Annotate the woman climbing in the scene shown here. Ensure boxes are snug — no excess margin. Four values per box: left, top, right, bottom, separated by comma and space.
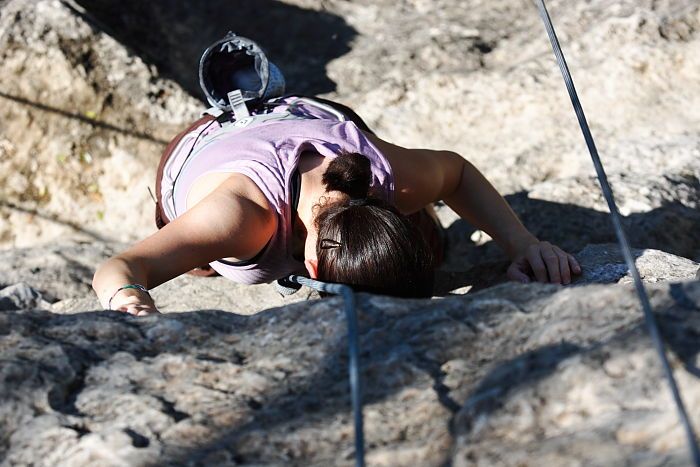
92, 34, 581, 315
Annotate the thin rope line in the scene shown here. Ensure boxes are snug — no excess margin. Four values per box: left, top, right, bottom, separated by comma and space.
533, 1, 700, 464
286, 275, 365, 467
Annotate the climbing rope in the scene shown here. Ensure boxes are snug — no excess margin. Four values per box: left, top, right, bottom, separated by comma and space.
285, 275, 365, 467
533, 1, 700, 464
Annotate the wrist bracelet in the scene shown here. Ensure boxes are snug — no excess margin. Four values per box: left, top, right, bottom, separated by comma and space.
108, 284, 150, 311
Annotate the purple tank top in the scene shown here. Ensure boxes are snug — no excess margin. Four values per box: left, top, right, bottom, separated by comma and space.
173, 106, 394, 284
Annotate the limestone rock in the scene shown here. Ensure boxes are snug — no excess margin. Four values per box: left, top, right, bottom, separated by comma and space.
2, 0, 700, 252
437, 170, 700, 271
0, 0, 201, 248
437, 244, 699, 295
450, 283, 700, 466
0, 241, 115, 302
575, 244, 700, 285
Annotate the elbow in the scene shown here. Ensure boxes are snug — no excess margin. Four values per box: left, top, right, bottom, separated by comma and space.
92, 256, 115, 296
92, 254, 145, 292
442, 151, 467, 199
92, 259, 108, 293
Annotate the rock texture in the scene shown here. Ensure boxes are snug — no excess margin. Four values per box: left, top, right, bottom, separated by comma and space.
1, 271, 699, 466
1, 0, 699, 257
0, 0, 200, 246
2, 0, 700, 465
0, 242, 315, 315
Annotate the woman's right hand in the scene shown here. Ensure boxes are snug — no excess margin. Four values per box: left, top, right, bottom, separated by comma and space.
109, 288, 160, 316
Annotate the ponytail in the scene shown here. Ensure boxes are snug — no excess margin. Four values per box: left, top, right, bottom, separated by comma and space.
314, 151, 436, 298
322, 152, 372, 199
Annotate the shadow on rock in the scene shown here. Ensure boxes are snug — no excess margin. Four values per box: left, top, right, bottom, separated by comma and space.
69, 0, 357, 97
168, 299, 455, 464
0, 303, 394, 465
662, 282, 700, 379
450, 282, 700, 443
453, 342, 582, 433
4, 281, 700, 464
0, 90, 169, 144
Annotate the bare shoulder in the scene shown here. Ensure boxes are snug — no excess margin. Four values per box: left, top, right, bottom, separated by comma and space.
362, 132, 464, 213
116, 174, 277, 286
177, 172, 276, 259
187, 172, 268, 211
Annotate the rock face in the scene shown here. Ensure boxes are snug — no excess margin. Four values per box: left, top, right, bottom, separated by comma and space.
0, 244, 699, 465
0, 0, 201, 247
2, 0, 700, 465
0, 242, 315, 315
1, 269, 699, 466
1, 0, 699, 258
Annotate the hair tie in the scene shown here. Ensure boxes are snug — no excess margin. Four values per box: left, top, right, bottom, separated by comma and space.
347, 198, 368, 207
320, 238, 342, 250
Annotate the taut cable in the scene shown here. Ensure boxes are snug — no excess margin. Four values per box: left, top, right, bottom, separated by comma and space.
533, 1, 700, 464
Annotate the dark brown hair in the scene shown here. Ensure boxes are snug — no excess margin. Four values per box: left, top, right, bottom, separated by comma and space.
315, 153, 435, 298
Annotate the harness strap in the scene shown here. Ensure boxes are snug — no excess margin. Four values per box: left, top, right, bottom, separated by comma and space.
534, 1, 700, 464
154, 114, 217, 228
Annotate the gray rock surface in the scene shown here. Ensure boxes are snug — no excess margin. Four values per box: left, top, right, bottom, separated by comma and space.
0, 242, 315, 315
575, 244, 700, 285
3, 240, 695, 310
0, 243, 698, 466
0, 282, 51, 311
2, 0, 700, 465
437, 243, 700, 295
1, 277, 699, 466
0, 0, 201, 247
1, 0, 699, 257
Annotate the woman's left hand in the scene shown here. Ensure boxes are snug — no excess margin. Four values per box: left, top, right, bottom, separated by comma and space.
507, 241, 581, 285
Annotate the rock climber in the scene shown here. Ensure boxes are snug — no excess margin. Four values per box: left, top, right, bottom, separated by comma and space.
92, 34, 580, 315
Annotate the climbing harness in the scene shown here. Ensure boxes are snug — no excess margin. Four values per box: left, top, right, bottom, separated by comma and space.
534, 1, 700, 464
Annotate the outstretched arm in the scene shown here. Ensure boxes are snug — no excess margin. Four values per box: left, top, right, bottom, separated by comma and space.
440, 155, 580, 284
92, 174, 276, 314
367, 134, 580, 284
